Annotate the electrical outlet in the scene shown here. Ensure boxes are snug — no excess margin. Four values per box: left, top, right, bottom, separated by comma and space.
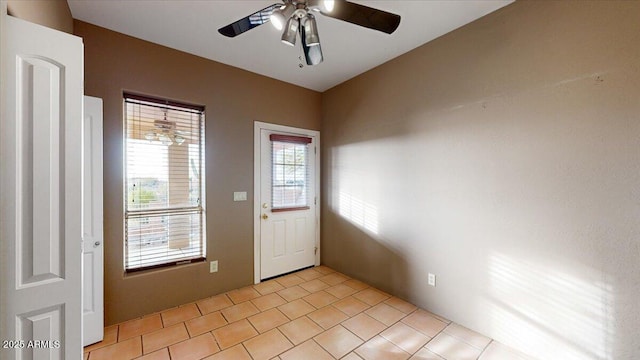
210, 260, 218, 273
428, 273, 436, 287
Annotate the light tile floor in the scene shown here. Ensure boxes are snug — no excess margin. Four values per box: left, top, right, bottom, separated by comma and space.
84, 266, 535, 360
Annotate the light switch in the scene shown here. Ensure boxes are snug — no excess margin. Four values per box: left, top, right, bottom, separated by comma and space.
233, 191, 247, 201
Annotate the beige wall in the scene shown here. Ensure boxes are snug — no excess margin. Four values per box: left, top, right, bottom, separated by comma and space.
7, 0, 72, 33
74, 20, 321, 325
321, 1, 640, 359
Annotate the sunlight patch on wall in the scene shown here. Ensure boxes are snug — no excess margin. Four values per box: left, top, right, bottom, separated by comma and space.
338, 191, 379, 235
329, 143, 385, 237
487, 252, 614, 360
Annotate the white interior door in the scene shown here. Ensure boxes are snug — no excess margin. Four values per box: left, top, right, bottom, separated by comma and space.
82, 96, 104, 346
0, 14, 84, 359
255, 123, 320, 281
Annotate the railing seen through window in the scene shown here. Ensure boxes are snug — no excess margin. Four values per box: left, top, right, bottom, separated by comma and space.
124, 93, 205, 271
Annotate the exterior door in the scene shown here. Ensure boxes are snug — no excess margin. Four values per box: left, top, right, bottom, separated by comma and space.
82, 96, 104, 346
256, 123, 320, 280
0, 14, 84, 360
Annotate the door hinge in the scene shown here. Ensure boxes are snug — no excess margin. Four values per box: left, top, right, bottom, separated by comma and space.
314, 197, 317, 205
314, 246, 318, 255
314, 146, 317, 154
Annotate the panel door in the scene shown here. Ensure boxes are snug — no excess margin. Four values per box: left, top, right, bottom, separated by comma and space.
0, 15, 84, 360
260, 129, 317, 279
82, 96, 104, 346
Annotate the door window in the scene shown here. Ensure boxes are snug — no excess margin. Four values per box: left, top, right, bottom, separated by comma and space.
270, 134, 312, 212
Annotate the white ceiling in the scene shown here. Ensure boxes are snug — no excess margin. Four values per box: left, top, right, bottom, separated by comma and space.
68, 1, 512, 92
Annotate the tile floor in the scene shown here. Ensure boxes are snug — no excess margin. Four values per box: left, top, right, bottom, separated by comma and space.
84, 266, 535, 360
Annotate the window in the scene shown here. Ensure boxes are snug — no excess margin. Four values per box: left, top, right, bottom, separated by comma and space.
124, 93, 205, 271
270, 134, 311, 211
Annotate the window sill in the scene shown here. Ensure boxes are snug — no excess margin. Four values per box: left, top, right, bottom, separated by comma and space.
123, 257, 206, 278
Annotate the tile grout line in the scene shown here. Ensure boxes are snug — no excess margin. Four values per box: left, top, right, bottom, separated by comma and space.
138, 335, 144, 359
478, 339, 497, 360
310, 337, 334, 359
440, 322, 493, 358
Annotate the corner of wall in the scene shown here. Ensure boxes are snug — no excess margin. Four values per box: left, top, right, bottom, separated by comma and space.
7, 0, 73, 34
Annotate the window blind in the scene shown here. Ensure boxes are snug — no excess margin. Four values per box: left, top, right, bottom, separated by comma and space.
270, 134, 311, 211
124, 93, 205, 271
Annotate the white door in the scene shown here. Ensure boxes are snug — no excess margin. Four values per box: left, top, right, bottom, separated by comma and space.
82, 96, 104, 346
0, 14, 84, 360
255, 122, 320, 281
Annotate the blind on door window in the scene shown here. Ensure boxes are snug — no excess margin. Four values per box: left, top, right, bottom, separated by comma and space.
270, 134, 311, 211
124, 93, 206, 271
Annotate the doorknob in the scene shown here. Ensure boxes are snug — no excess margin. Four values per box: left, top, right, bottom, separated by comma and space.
261, 214, 268, 220
94, 241, 101, 247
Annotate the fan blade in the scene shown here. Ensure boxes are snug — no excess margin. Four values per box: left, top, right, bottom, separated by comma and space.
301, 15, 323, 65
301, 22, 323, 65
303, 41, 323, 66
298, 20, 324, 65
218, 3, 282, 37
321, 1, 400, 34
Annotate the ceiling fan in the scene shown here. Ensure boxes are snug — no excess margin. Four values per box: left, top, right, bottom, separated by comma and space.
218, 0, 401, 66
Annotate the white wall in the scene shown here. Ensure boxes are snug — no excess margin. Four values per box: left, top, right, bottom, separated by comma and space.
321, 2, 640, 359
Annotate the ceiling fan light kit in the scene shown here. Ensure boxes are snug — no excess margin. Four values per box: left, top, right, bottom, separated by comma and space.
219, 0, 401, 66
270, 3, 295, 31
281, 16, 300, 46
303, 14, 320, 46
144, 119, 186, 146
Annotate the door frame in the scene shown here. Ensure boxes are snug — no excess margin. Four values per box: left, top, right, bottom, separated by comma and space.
1, 13, 84, 358
253, 121, 320, 284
